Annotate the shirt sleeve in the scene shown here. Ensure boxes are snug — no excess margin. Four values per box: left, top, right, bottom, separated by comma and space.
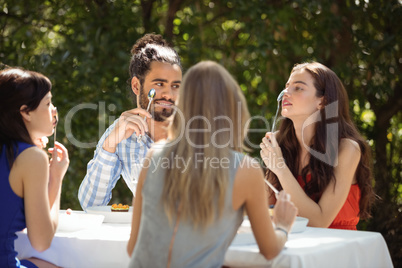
78, 120, 122, 210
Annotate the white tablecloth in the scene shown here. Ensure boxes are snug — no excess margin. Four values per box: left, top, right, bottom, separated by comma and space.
15, 216, 393, 268
227, 226, 393, 268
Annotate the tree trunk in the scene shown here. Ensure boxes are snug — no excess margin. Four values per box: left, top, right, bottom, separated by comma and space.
141, 0, 156, 33
165, 0, 185, 41
369, 95, 402, 267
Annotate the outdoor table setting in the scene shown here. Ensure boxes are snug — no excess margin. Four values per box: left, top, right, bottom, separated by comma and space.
15, 208, 393, 268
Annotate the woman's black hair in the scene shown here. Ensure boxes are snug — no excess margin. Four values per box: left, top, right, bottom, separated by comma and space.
0, 67, 51, 168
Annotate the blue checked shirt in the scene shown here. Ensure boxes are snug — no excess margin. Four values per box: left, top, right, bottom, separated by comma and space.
78, 119, 153, 210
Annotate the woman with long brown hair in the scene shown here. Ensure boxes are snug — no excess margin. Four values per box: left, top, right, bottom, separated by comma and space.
260, 62, 375, 230
127, 61, 297, 267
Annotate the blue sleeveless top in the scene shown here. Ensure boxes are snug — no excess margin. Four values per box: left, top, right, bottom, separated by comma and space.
0, 141, 34, 267
129, 146, 245, 268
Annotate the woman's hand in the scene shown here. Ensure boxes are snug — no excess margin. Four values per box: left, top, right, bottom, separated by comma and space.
260, 132, 286, 175
273, 191, 298, 232
48, 141, 69, 182
34, 136, 49, 148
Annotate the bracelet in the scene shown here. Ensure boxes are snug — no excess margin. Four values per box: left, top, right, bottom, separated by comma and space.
275, 227, 288, 239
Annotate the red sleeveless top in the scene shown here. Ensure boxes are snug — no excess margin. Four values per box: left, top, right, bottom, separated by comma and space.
297, 174, 361, 230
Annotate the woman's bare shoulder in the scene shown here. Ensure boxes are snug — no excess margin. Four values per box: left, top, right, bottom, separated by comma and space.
337, 138, 361, 168
237, 155, 264, 182
15, 146, 48, 167
340, 138, 361, 154
233, 155, 265, 208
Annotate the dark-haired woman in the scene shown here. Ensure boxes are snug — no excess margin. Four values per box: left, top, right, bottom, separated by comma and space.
260, 62, 375, 230
0, 68, 69, 267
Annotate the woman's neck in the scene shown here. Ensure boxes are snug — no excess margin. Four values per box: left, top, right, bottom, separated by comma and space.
292, 119, 315, 152
28, 130, 45, 148
292, 120, 314, 174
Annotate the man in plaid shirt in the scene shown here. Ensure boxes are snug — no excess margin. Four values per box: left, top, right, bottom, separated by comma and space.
78, 34, 182, 210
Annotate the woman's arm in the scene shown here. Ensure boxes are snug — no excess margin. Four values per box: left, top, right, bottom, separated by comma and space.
127, 149, 153, 257
261, 133, 361, 227
306, 138, 361, 226
233, 156, 297, 260
17, 147, 57, 252
15, 143, 69, 252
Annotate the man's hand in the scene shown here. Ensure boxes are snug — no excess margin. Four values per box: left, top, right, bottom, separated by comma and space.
102, 108, 152, 153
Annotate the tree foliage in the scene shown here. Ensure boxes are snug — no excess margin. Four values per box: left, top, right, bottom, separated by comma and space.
1, 0, 401, 265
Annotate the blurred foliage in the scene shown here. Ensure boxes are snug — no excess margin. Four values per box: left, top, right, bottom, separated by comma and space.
1, 0, 401, 265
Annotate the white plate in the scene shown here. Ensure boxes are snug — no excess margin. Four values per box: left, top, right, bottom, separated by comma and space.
57, 211, 104, 232
86, 206, 133, 223
241, 216, 309, 234
233, 216, 309, 246
290, 216, 309, 233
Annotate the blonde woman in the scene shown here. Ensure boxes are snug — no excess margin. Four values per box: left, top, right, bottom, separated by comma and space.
127, 61, 297, 267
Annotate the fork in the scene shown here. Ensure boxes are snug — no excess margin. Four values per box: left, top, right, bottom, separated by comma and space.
264, 180, 279, 194
53, 107, 58, 148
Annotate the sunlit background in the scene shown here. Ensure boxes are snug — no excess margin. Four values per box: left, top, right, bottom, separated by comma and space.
1, 0, 401, 266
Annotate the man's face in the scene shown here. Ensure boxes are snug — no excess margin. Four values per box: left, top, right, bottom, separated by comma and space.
138, 61, 182, 122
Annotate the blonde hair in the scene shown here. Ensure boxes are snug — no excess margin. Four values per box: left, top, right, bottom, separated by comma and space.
162, 61, 250, 228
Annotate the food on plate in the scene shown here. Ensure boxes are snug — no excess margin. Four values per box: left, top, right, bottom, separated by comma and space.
269, 208, 274, 217
269, 205, 274, 217
111, 204, 129, 212
66, 208, 72, 215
